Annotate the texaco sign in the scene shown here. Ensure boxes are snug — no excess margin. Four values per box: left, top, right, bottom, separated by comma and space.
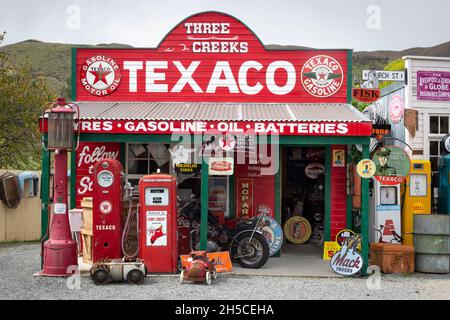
80, 56, 121, 96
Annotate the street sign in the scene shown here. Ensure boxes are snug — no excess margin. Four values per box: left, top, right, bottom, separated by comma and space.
362, 70, 405, 82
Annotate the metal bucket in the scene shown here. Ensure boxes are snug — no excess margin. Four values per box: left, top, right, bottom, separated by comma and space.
413, 214, 450, 273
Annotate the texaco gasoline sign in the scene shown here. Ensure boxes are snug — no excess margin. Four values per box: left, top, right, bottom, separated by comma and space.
80, 56, 122, 96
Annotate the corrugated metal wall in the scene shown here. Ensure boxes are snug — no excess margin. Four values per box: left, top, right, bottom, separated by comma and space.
0, 170, 41, 242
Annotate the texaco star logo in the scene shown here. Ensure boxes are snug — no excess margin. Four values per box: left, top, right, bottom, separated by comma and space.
219, 135, 236, 151
80, 56, 121, 96
301, 55, 344, 98
99, 200, 112, 215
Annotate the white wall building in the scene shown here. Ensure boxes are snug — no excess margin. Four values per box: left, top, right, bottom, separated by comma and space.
403, 56, 450, 209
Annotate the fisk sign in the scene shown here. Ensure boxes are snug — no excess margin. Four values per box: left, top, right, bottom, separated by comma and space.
75, 12, 350, 103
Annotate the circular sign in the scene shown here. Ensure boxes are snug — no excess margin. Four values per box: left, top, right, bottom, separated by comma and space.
256, 211, 283, 256
97, 170, 114, 188
372, 146, 411, 185
99, 200, 112, 214
301, 55, 344, 98
442, 134, 450, 154
330, 246, 363, 276
356, 159, 376, 179
305, 163, 325, 179
283, 216, 312, 244
80, 56, 121, 96
389, 94, 404, 124
219, 135, 236, 151
335, 229, 356, 247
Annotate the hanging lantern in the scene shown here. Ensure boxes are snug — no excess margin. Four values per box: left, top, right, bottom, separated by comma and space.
46, 98, 77, 150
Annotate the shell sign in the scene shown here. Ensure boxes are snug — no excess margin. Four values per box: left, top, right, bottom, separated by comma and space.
75, 11, 350, 103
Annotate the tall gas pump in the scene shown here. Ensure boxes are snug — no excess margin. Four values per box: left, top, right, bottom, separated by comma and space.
138, 172, 178, 273
91, 158, 125, 261
41, 98, 79, 276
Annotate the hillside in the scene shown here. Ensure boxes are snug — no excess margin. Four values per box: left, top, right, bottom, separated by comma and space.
1, 39, 450, 97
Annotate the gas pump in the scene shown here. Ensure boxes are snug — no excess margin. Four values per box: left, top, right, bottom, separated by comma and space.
138, 172, 178, 273
438, 154, 450, 214
402, 160, 432, 245
92, 158, 124, 261
369, 179, 402, 243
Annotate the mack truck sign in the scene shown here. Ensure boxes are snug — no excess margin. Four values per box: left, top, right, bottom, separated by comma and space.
75, 12, 350, 103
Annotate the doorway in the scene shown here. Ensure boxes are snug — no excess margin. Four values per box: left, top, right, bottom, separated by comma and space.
281, 146, 326, 258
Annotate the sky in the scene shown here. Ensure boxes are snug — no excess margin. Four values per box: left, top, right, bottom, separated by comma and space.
0, 0, 449, 51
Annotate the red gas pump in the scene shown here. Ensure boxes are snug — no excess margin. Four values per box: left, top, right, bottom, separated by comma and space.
138, 173, 178, 273
92, 158, 124, 262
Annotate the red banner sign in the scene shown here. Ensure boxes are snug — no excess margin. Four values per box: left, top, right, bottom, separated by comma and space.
75, 142, 120, 206
77, 119, 371, 136
75, 12, 349, 103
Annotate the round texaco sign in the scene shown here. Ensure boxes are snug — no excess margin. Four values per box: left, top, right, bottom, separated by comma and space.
80, 56, 121, 96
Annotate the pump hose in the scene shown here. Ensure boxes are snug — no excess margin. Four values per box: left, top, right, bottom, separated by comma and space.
121, 196, 139, 259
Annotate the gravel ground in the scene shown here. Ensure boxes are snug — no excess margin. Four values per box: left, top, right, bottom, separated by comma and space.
0, 242, 449, 300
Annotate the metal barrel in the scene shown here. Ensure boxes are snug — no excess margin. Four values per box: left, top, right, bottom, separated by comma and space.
413, 214, 450, 274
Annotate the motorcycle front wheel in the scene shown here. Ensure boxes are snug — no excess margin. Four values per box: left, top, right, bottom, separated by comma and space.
232, 232, 270, 269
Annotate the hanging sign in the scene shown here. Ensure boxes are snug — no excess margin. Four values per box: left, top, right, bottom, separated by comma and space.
332, 149, 345, 167
256, 213, 283, 256
389, 94, 404, 123
356, 159, 376, 179
372, 146, 411, 185
362, 70, 405, 82
209, 157, 234, 175
417, 71, 450, 102
352, 88, 380, 103
372, 124, 391, 141
305, 163, 325, 179
236, 179, 253, 219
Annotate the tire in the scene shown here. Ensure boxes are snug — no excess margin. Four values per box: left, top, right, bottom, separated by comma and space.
92, 268, 109, 285
233, 232, 270, 269
127, 269, 145, 285
179, 270, 185, 284
205, 271, 212, 285
212, 270, 217, 280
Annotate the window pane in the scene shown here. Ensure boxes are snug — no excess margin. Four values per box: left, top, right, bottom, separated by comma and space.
440, 117, 449, 134
150, 159, 170, 173
430, 156, 438, 172
128, 159, 148, 174
430, 116, 439, 134
430, 141, 439, 155
431, 172, 440, 188
209, 177, 227, 213
149, 144, 170, 159
128, 144, 148, 159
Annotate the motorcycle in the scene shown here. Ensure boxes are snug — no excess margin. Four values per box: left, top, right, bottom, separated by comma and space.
178, 196, 270, 269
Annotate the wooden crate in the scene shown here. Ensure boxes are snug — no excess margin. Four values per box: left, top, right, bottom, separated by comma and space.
370, 243, 415, 274
81, 227, 93, 264
81, 197, 93, 231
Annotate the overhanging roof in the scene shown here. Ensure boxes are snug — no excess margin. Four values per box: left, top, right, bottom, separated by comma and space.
76, 102, 371, 123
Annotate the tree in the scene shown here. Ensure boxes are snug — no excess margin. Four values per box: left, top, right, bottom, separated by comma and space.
0, 32, 53, 169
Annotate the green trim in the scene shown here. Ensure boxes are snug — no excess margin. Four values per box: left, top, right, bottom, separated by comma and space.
273, 143, 281, 257
347, 49, 353, 104
361, 144, 370, 276
200, 157, 209, 251
70, 151, 76, 209
80, 134, 370, 146
228, 174, 235, 219
71, 48, 77, 101
324, 146, 331, 241
346, 147, 353, 229
279, 136, 369, 146
80, 134, 177, 143
40, 135, 50, 240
